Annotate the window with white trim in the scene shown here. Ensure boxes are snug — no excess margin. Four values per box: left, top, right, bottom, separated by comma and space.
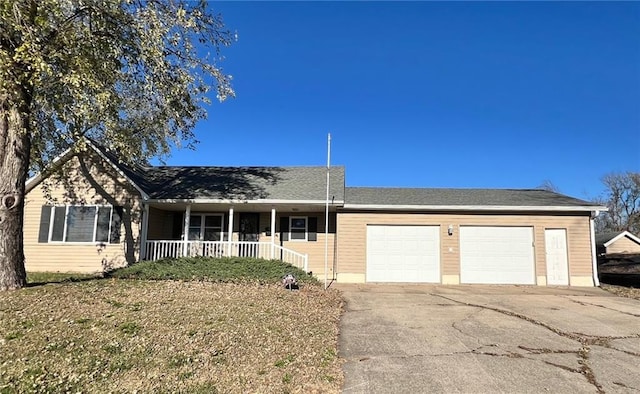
39, 205, 122, 243
289, 216, 307, 241
188, 214, 224, 241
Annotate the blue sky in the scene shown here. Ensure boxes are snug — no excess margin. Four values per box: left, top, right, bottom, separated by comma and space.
164, 1, 639, 201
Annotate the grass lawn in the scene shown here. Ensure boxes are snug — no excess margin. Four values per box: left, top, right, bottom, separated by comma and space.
1, 258, 343, 393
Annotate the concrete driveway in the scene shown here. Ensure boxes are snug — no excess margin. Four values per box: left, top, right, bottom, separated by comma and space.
337, 284, 640, 393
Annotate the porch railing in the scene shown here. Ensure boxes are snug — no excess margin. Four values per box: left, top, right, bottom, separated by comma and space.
143, 240, 308, 272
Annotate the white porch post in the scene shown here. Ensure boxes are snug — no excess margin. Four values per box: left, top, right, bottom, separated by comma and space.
139, 203, 150, 260
270, 208, 276, 259
228, 207, 234, 256
182, 204, 191, 257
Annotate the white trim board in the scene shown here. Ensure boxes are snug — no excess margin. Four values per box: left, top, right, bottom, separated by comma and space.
342, 204, 606, 212
603, 231, 640, 247
148, 198, 346, 205
25, 139, 149, 200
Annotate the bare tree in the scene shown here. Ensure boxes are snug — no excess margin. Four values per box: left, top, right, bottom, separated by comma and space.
537, 179, 560, 193
595, 172, 640, 234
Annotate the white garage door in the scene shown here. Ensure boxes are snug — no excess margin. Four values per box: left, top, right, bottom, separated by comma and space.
366, 225, 440, 283
460, 226, 535, 285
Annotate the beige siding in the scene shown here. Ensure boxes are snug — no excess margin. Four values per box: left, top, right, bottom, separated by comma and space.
24, 152, 142, 273
270, 212, 337, 278
607, 236, 640, 254
336, 211, 593, 284
147, 207, 180, 240
258, 212, 272, 237
281, 234, 336, 277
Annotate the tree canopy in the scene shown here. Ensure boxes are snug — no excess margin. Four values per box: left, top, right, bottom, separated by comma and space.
1, 0, 235, 168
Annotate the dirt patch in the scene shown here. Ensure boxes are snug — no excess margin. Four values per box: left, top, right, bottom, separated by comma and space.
601, 284, 640, 300
598, 254, 640, 274
598, 254, 640, 287
0, 280, 344, 393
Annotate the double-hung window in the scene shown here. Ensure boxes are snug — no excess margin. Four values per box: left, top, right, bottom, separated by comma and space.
188, 214, 224, 241
280, 216, 318, 242
38, 205, 123, 243
289, 217, 308, 241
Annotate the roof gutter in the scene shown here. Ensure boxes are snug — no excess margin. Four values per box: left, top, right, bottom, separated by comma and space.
24, 139, 150, 201
590, 210, 601, 287
86, 140, 150, 200
146, 198, 346, 205
25, 147, 75, 193
342, 204, 607, 212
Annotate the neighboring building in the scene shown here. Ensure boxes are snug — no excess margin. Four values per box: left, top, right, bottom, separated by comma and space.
24, 141, 606, 286
596, 231, 640, 255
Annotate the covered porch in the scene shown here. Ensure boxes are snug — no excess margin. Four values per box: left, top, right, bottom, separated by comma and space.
139, 201, 338, 274
143, 240, 308, 270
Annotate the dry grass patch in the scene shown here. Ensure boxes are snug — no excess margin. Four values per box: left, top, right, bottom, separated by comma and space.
0, 280, 343, 393
601, 284, 640, 300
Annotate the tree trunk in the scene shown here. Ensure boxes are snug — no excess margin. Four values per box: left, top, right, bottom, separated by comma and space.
0, 87, 31, 291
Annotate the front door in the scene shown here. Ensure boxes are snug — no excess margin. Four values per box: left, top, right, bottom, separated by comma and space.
545, 229, 569, 285
239, 213, 260, 258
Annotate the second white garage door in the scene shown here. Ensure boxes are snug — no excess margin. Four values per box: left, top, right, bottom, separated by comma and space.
366, 225, 440, 283
460, 226, 535, 285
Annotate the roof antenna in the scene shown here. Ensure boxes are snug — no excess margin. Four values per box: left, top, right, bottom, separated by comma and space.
324, 133, 331, 290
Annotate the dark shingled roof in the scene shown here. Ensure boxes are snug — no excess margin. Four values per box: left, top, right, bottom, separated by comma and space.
345, 187, 600, 208
99, 146, 345, 201
594, 231, 640, 248
91, 142, 598, 208
132, 165, 346, 201
595, 232, 622, 247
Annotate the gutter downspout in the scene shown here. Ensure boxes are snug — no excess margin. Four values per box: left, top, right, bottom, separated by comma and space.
590, 210, 600, 287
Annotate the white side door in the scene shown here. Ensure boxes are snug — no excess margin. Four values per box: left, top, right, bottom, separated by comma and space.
545, 229, 569, 285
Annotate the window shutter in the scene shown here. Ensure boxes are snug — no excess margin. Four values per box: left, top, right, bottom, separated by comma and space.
51, 206, 66, 242
280, 217, 289, 241
110, 206, 123, 244
38, 206, 52, 243
308, 217, 318, 242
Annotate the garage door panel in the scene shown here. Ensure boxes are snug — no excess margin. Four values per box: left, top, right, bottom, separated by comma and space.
460, 226, 535, 285
366, 225, 440, 283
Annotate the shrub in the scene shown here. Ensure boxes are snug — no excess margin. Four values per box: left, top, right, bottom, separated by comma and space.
107, 257, 317, 284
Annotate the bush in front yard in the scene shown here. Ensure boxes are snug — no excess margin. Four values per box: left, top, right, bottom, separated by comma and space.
107, 257, 317, 284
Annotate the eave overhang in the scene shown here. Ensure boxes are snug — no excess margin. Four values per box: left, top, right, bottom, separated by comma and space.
341, 204, 607, 212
